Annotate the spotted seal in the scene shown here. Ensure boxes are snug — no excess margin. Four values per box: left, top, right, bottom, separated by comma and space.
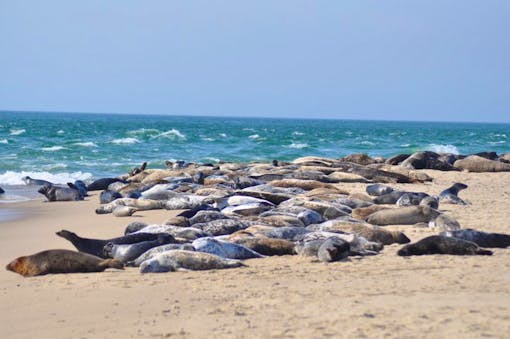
139, 250, 245, 273
192, 237, 264, 259
439, 183, 468, 205
397, 235, 493, 256
441, 229, 510, 248
6, 249, 123, 277
130, 243, 195, 267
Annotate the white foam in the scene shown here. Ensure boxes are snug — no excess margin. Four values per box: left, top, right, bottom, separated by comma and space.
360, 141, 375, 146
152, 129, 186, 140
248, 134, 260, 139
42, 146, 65, 152
488, 141, 506, 145
10, 129, 25, 136
203, 157, 221, 163
127, 128, 161, 136
111, 137, 140, 144
73, 142, 98, 147
400, 144, 411, 147
243, 128, 256, 132
57, 130, 65, 134
292, 131, 304, 136
41, 163, 68, 171
427, 144, 459, 154
0, 171, 94, 185
287, 142, 309, 149
219, 133, 228, 138
201, 137, 215, 142
0, 139, 8, 144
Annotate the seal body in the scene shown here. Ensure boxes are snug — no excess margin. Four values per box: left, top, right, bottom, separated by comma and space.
192, 237, 264, 259
103, 234, 175, 262
139, 250, 245, 273
87, 178, 125, 191
22, 176, 54, 186
439, 183, 468, 205
6, 249, 124, 277
366, 206, 439, 225
38, 185, 82, 201
441, 229, 510, 248
397, 236, 493, 256
317, 237, 350, 262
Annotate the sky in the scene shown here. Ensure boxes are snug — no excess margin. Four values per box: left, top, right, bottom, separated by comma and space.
0, 1, 509, 122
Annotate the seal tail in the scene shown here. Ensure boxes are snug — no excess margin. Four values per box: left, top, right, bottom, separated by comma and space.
476, 249, 493, 256
99, 259, 124, 270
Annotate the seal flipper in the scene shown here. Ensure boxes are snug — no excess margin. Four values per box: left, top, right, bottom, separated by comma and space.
475, 249, 493, 256
98, 259, 124, 270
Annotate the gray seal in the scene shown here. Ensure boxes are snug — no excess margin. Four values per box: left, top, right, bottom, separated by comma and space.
130, 243, 195, 267
103, 234, 175, 263
139, 250, 245, 273
441, 229, 510, 248
317, 237, 350, 262
6, 249, 123, 277
439, 183, 468, 205
38, 184, 82, 201
192, 237, 264, 259
56, 229, 167, 258
22, 176, 54, 186
366, 184, 394, 196
366, 205, 439, 225
397, 235, 493, 256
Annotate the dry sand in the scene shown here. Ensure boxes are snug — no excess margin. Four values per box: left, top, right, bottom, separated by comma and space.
1, 170, 510, 338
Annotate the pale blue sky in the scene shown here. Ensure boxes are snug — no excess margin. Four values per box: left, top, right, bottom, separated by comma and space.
1, 1, 509, 122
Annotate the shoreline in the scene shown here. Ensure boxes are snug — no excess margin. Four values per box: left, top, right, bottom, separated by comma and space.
0, 167, 509, 337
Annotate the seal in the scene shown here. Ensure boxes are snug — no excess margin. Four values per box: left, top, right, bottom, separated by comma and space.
22, 176, 54, 186
56, 229, 164, 258
131, 243, 196, 267
139, 250, 245, 273
454, 155, 510, 172
192, 237, 264, 259
87, 177, 125, 191
0, 186, 4, 194
112, 206, 137, 217
366, 184, 394, 196
103, 234, 175, 263
317, 237, 350, 262
439, 183, 468, 205
352, 205, 389, 220
366, 205, 439, 226
441, 229, 510, 248
188, 210, 230, 225
6, 249, 124, 277
372, 191, 406, 204
306, 220, 410, 245
396, 192, 430, 207
192, 219, 251, 236
95, 198, 165, 214
397, 235, 493, 256
99, 190, 122, 204
229, 235, 296, 256
38, 184, 82, 201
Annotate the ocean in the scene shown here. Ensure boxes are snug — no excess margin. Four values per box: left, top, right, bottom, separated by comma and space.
1, 110, 509, 203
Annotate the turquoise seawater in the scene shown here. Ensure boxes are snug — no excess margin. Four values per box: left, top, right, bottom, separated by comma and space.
1, 111, 509, 192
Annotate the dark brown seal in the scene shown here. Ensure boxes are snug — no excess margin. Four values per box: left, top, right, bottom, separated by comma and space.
6, 249, 124, 277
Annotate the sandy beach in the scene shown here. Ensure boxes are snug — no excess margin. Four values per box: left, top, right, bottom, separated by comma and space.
1, 169, 510, 338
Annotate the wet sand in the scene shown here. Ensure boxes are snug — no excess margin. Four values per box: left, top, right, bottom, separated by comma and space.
1, 170, 510, 338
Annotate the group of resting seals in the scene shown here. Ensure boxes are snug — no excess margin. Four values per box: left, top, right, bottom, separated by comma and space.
7, 153, 510, 277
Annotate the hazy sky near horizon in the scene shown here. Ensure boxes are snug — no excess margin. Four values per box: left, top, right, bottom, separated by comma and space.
1, 1, 509, 122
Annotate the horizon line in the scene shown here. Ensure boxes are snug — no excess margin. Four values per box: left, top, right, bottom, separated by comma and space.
1, 108, 509, 125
